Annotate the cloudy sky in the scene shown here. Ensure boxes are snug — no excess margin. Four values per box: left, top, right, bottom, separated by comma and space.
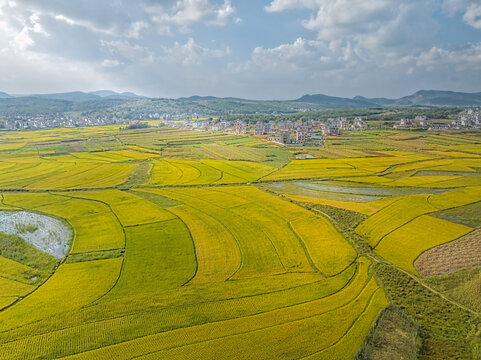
0, 0, 480, 99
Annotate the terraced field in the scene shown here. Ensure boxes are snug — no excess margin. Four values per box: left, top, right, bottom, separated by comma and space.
0, 127, 480, 359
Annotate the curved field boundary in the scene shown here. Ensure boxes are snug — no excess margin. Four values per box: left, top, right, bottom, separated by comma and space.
0, 258, 123, 332
34, 194, 125, 253
38, 261, 371, 360
375, 215, 472, 274
415, 228, 481, 276
0, 277, 35, 298
97, 220, 197, 300
0, 263, 358, 359
150, 188, 287, 279
357, 186, 481, 248
289, 216, 356, 276
68, 190, 176, 227
124, 279, 382, 359
168, 204, 242, 284
0, 256, 44, 285
300, 288, 388, 360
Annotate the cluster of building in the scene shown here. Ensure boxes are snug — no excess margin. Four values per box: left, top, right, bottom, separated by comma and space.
394, 109, 481, 130
172, 116, 368, 146
1, 115, 125, 130
451, 108, 481, 129
327, 117, 368, 132
393, 116, 430, 129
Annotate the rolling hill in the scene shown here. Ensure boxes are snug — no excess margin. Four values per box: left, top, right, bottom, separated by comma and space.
0, 90, 480, 117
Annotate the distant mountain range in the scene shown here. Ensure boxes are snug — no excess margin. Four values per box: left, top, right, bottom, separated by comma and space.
0, 90, 480, 117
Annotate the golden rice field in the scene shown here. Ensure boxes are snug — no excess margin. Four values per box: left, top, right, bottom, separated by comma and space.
0, 127, 480, 359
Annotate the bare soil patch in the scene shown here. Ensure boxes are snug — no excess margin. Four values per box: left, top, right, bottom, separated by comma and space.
415, 229, 481, 276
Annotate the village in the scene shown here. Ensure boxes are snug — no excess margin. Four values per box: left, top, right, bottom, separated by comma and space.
394, 108, 481, 130
2, 108, 480, 138
156, 108, 481, 146
0, 114, 125, 130
171, 116, 368, 146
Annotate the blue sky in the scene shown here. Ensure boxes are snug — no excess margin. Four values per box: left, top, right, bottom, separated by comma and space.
0, 0, 480, 99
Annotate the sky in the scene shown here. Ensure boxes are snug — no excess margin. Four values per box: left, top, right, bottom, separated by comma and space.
0, 0, 480, 99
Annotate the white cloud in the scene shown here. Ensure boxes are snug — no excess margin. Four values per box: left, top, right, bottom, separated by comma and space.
11, 13, 48, 51
265, 0, 321, 12
0, 48, 114, 94
442, 0, 481, 29
230, 37, 363, 81
463, 3, 481, 29
163, 38, 230, 65
266, 0, 436, 51
148, 0, 240, 29
417, 43, 481, 71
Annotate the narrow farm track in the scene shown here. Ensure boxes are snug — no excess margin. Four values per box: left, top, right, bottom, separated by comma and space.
2, 128, 481, 359
308, 206, 481, 318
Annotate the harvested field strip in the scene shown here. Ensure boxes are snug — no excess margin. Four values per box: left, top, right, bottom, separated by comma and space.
33, 261, 369, 360
168, 205, 241, 284
101, 219, 196, 298
0, 258, 123, 332
66, 249, 124, 264
415, 228, 481, 276
376, 215, 472, 274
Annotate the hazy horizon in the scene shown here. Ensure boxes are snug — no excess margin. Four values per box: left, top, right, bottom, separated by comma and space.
2, 88, 481, 102
0, 1, 480, 99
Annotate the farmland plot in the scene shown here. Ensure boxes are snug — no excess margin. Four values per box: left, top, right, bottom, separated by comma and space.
12, 127, 474, 359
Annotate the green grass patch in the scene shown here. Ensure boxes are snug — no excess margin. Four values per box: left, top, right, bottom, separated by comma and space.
0, 232, 58, 273
432, 201, 481, 228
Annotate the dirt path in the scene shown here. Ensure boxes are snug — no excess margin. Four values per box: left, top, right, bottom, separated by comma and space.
308, 206, 481, 318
